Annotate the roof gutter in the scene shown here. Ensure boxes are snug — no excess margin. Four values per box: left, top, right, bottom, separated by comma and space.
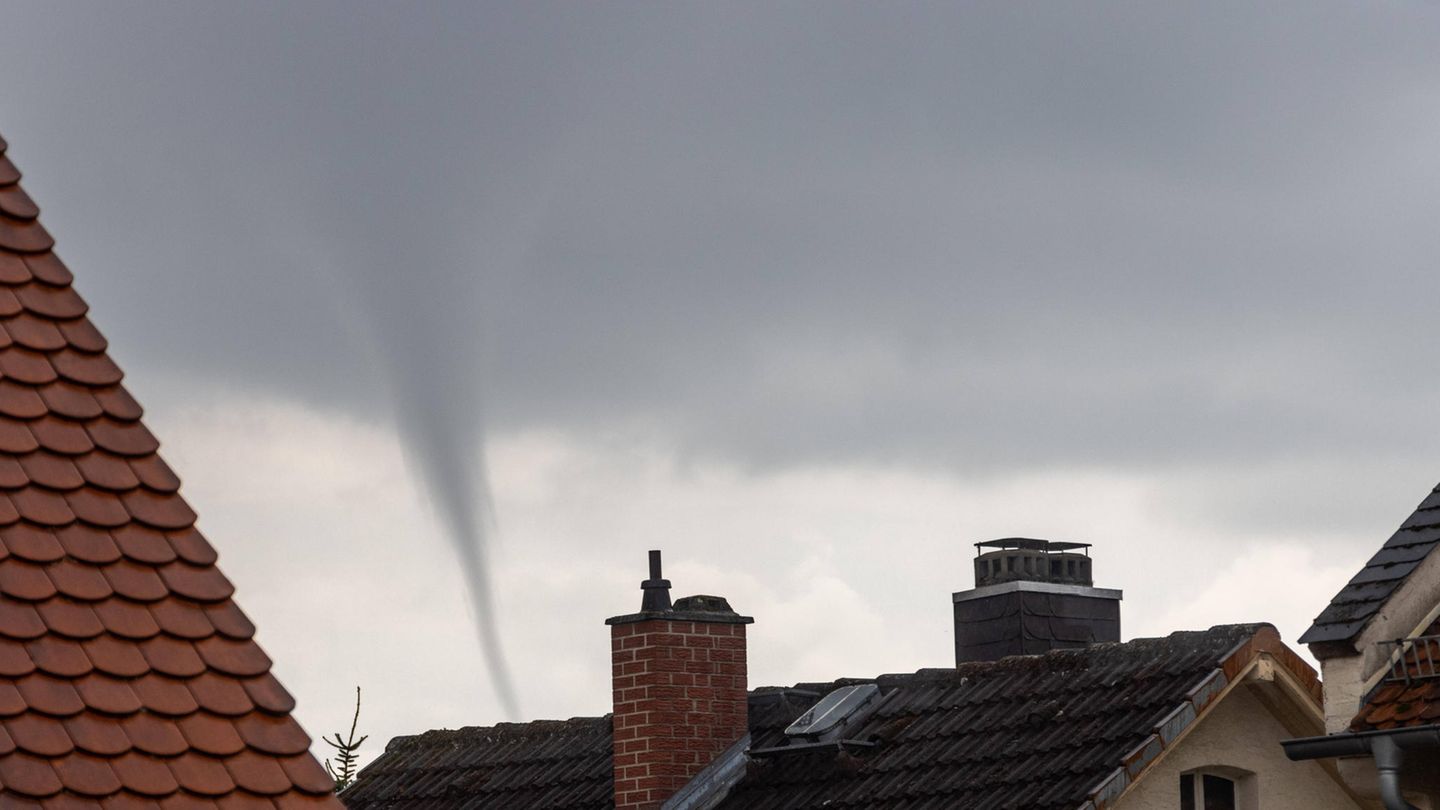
1282, 725, 1440, 810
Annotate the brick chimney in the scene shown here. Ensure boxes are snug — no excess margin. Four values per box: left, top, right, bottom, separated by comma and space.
606, 551, 753, 810
953, 538, 1123, 664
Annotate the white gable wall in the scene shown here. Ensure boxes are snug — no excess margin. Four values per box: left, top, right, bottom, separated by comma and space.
1116, 686, 1363, 810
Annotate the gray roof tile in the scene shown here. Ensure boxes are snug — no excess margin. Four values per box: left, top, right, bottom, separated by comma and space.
1300, 481, 1440, 647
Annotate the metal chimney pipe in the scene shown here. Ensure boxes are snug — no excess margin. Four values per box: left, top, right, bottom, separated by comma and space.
639, 549, 672, 613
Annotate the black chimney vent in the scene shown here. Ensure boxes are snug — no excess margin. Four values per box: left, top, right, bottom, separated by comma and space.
639, 549, 672, 613
953, 538, 1122, 664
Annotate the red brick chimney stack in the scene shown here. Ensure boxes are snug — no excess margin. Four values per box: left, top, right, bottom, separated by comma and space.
607, 550, 753, 810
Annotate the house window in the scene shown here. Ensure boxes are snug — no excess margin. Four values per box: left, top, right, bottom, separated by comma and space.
1181, 772, 1239, 810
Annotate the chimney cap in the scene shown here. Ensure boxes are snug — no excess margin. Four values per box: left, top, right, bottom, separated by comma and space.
605, 550, 754, 626
974, 538, 1090, 554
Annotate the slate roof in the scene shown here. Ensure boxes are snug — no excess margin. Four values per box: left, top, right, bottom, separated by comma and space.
1300, 481, 1440, 649
342, 716, 613, 809
0, 133, 339, 804
1349, 616, 1440, 732
345, 624, 1315, 810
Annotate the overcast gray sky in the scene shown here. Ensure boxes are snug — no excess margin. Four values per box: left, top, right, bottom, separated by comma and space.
5, 2, 1440, 766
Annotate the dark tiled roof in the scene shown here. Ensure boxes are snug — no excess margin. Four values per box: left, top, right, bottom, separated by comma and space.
1349, 617, 1440, 732
0, 133, 339, 804
717, 624, 1300, 810
1300, 481, 1440, 648
342, 716, 613, 809
347, 625, 1312, 810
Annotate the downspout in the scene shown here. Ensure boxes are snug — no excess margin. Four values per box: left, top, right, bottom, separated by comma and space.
1372, 735, 1420, 810
1282, 726, 1440, 810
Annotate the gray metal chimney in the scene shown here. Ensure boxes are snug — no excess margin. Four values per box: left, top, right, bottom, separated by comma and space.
953, 538, 1122, 664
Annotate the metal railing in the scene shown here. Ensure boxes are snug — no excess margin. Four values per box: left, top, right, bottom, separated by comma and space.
1379, 634, 1440, 686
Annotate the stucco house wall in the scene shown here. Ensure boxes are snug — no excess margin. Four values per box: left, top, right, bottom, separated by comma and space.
1116, 686, 1363, 810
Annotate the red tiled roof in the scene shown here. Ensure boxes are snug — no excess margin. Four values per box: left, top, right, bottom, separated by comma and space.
0, 132, 340, 805
1350, 617, 1440, 732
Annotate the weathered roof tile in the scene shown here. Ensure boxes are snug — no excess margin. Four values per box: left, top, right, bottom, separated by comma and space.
1302, 481, 1440, 647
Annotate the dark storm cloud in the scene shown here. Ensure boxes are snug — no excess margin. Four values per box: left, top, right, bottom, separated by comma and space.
6, 2, 1440, 488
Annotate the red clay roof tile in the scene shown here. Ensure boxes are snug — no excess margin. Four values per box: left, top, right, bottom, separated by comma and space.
51, 349, 123, 387
0, 289, 23, 318
29, 417, 94, 456
194, 639, 269, 679
122, 714, 187, 757
56, 525, 121, 565
25, 636, 93, 678
147, 600, 210, 639
87, 420, 158, 457
3, 526, 65, 564
224, 750, 290, 795
140, 637, 206, 679
22, 254, 72, 288
79, 453, 142, 492
232, 714, 309, 757
159, 564, 233, 603
5, 712, 74, 756
169, 752, 236, 796
15, 284, 85, 320
165, 529, 217, 567
0, 382, 47, 419
66, 489, 131, 528
0, 218, 55, 254
0, 134, 337, 806
0, 603, 44, 644
0, 255, 30, 284
20, 453, 84, 491
0, 681, 25, 716
92, 387, 142, 421
73, 675, 142, 715
279, 754, 333, 795
0, 495, 19, 526
39, 383, 103, 420
131, 675, 198, 717
121, 491, 196, 531
112, 527, 177, 566
0, 751, 63, 796
15, 674, 81, 715
0, 459, 24, 490
82, 636, 150, 678
63, 713, 132, 756
36, 599, 104, 640
201, 604, 253, 642
186, 675, 253, 717
110, 751, 180, 796
11, 488, 76, 526
57, 319, 105, 353
0, 419, 38, 453
178, 714, 245, 757
0, 188, 39, 222
100, 561, 167, 602
46, 560, 115, 601
54, 751, 124, 797
92, 599, 159, 640
0, 348, 58, 384
3, 314, 66, 352
0, 559, 58, 600
127, 457, 178, 494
